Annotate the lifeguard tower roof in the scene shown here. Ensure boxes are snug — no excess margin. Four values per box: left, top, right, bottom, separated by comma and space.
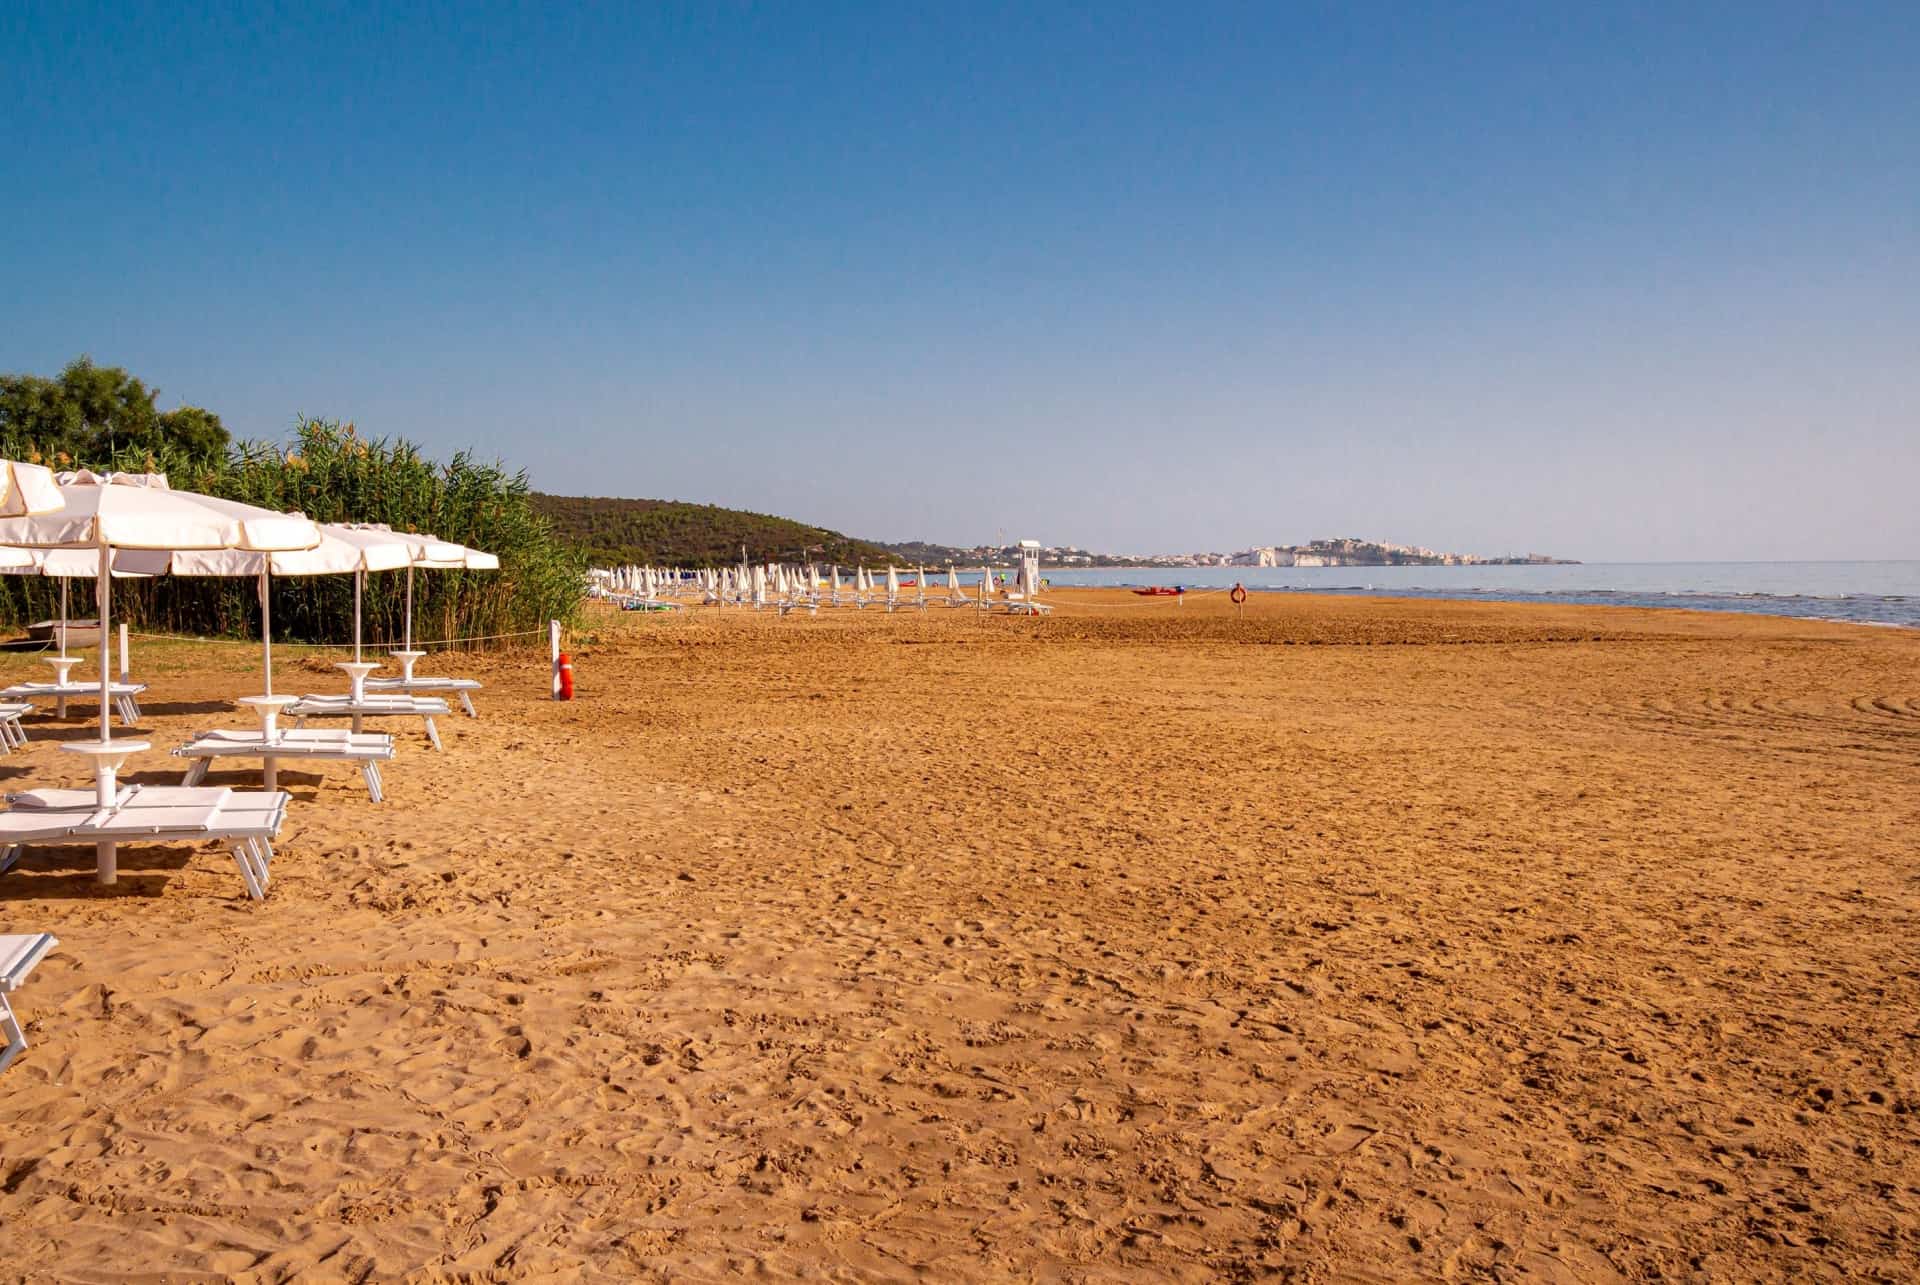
1018, 539, 1041, 550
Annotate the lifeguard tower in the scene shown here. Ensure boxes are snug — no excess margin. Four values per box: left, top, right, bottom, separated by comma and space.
1005, 539, 1052, 615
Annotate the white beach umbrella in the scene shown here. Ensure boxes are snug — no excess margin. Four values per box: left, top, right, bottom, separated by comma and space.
886, 564, 899, 605
346, 526, 495, 653
947, 565, 961, 595
0, 472, 320, 803
162, 521, 417, 698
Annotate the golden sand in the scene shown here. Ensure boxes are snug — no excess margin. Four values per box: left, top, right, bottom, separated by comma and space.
0, 591, 1916, 1278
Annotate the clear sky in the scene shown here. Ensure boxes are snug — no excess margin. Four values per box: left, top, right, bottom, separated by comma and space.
4, 3, 1915, 561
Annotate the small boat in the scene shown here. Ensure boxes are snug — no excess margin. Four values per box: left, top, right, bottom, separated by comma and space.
28, 618, 102, 645
1132, 586, 1184, 597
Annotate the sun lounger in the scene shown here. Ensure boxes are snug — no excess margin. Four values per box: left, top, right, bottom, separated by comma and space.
0, 785, 288, 900
286, 693, 449, 749
361, 674, 482, 717
173, 727, 395, 801
0, 932, 58, 1073
1, 680, 146, 724
0, 702, 31, 751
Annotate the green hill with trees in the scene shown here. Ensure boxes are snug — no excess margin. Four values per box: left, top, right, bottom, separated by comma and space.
531, 494, 902, 568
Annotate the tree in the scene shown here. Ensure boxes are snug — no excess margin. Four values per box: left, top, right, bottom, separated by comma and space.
0, 356, 230, 466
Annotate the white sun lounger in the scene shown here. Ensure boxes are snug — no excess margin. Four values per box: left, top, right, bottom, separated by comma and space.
0, 703, 31, 751
0, 785, 288, 901
173, 728, 395, 801
1004, 595, 1053, 616
0, 932, 58, 1073
1, 680, 146, 725
361, 674, 482, 717
287, 693, 449, 749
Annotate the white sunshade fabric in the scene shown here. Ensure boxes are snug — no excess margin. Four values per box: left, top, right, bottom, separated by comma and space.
341, 524, 497, 570
0, 524, 413, 579
0, 470, 325, 781
0, 460, 66, 517
0, 472, 320, 553
168, 522, 415, 578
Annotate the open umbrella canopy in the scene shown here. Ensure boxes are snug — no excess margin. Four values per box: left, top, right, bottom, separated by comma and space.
0, 460, 66, 517
0, 471, 323, 784
168, 522, 414, 577
0, 471, 319, 552
326, 525, 499, 652
334, 524, 488, 568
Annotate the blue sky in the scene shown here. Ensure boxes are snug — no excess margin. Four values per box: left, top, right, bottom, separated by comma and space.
3, 2, 1915, 560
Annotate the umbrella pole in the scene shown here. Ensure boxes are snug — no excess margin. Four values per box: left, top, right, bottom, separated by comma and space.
58, 577, 68, 657
260, 568, 272, 697
405, 564, 414, 651
354, 569, 363, 663
96, 543, 110, 747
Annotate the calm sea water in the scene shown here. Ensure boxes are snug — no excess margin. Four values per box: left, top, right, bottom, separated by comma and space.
1028, 562, 1920, 628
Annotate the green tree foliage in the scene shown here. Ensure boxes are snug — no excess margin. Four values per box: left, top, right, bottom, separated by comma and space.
0, 357, 230, 467
533, 494, 901, 567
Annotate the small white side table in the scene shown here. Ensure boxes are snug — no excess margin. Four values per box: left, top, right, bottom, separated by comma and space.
237, 694, 300, 790
58, 738, 151, 884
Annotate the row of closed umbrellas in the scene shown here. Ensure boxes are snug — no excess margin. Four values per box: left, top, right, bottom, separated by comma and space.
0, 465, 496, 809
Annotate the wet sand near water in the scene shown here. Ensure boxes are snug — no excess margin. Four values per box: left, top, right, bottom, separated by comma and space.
0, 591, 1917, 1279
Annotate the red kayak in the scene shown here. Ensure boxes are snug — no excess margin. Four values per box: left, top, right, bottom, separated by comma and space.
1133, 586, 1184, 597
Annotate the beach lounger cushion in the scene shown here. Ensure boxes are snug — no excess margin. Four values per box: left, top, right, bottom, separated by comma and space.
0, 787, 289, 899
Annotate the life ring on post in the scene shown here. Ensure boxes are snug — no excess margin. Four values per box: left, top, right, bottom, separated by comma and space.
1230, 583, 1248, 605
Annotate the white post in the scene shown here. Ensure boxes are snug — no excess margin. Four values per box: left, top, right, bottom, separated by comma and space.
58, 578, 68, 658
118, 622, 129, 684
95, 542, 111, 750
404, 564, 415, 651
550, 619, 562, 698
353, 568, 364, 663
260, 569, 272, 697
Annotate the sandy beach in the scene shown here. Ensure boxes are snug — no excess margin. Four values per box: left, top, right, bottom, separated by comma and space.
0, 590, 1915, 1279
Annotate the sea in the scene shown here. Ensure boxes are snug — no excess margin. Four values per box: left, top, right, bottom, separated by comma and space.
1026, 562, 1920, 629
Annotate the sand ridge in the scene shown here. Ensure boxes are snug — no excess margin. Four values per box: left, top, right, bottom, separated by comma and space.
0, 591, 1916, 1278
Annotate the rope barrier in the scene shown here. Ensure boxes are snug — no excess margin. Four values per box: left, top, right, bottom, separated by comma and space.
122, 626, 550, 649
